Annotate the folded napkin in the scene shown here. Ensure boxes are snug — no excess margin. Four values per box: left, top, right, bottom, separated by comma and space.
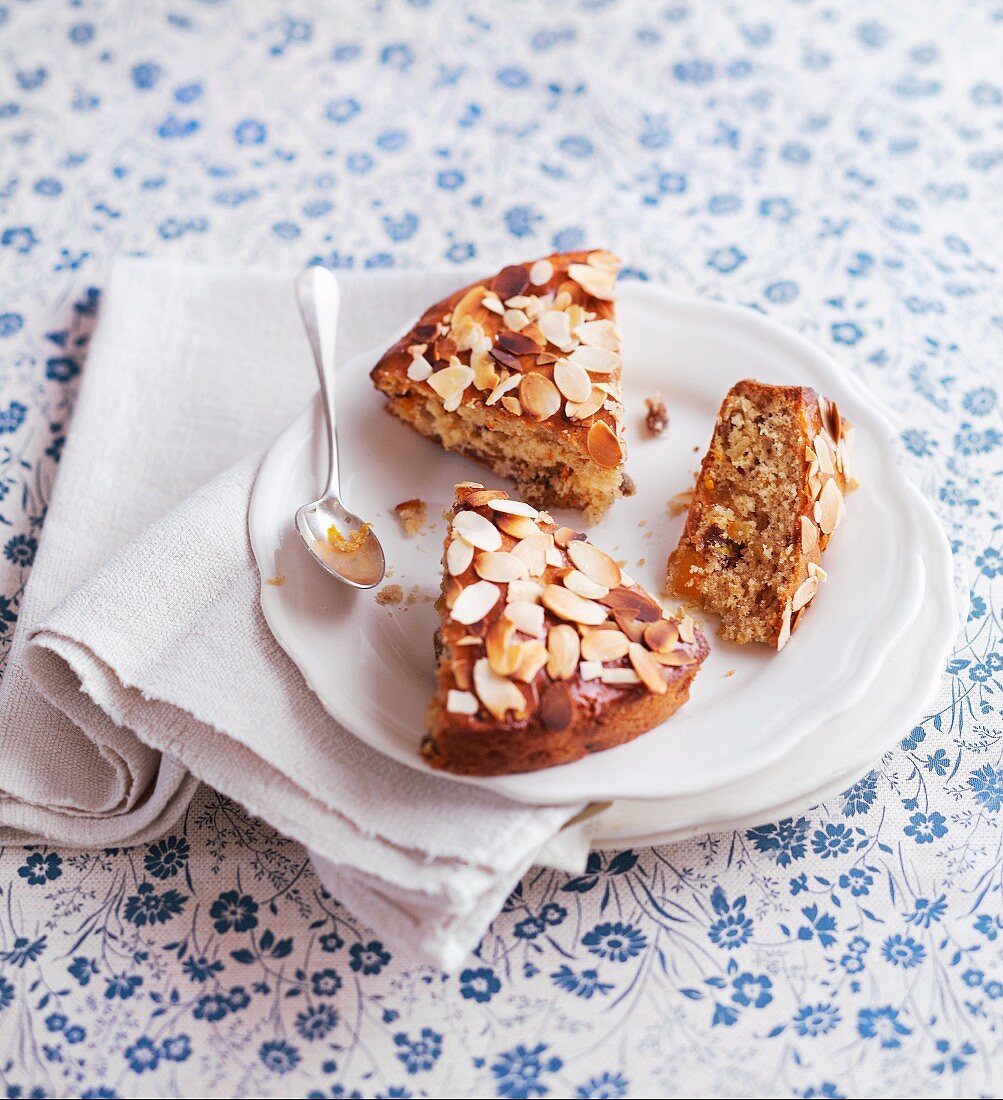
0, 258, 590, 970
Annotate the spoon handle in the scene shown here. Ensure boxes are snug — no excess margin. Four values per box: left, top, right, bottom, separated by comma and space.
295, 266, 342, 501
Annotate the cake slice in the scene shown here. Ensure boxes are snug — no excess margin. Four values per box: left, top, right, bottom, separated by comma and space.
424, 482, 709, 776
370, 251, 628, 521
666, 380, 856, 650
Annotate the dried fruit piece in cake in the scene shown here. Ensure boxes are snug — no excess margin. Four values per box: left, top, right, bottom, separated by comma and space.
370, 251, 628, 521
666, 380, 856, 649
424, 482, 709, 776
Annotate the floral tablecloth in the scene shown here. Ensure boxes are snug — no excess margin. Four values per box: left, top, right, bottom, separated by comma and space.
1, 2, 1001, 1097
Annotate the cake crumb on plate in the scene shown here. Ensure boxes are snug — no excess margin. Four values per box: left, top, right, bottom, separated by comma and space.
376, 583, 404, 605
394, 498, 427, 537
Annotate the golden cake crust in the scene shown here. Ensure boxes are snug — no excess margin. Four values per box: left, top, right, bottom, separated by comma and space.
425, 482, 709, 776
370, 251, 627, 519
666, 379, 855, 649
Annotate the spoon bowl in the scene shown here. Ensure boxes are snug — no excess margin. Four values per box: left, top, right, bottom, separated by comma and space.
295, 265, 386, 590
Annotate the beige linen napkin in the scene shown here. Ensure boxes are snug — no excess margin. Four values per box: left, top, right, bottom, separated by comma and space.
0, 258, 589, 969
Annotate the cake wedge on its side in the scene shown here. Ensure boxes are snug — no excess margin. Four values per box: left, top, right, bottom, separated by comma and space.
666, 380, 856, 649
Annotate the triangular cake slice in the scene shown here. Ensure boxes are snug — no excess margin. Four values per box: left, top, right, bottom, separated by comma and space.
424, 482, 709, 776
667, 380, 856, 649
371, 251, 628, 521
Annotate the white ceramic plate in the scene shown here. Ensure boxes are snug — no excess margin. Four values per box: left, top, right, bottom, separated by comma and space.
249, 284, 938, 806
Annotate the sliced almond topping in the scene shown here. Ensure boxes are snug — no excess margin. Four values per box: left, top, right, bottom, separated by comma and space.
614, 611, 647, 643
808, 561, 828, 582
809, 474, 823, 501
565, 386, 607, 421
495, 512, 540, 540
650, 648, 697, 667
814, 433, 835, 477
454, 320, 486, 353
677, 614, 696, 644
529, 258, 554, 286
801, 514, 820, 555
465, 488, 507, 507
539, 681, 573, 730
580, 629, 630, 662
511, 639, 548, 683
568, 344, 619, 375
511, 532, 550, 577
546, 624, 580, 680
446, 536, 474, 576
452, 509, 502, 551
485, 373, 521, 406
428, 365, 474, 412
451, 658, 472, 690
450, 580, 501, 625
546, 546, 564, 567
566, 540, 621, 588
643, 619, 679, 653
488, 498, 539, 518
568, 262, 616, 301
553, 358, 593, 403
791, 575, 819, 612
579, 660, 603, 681
542, 584, 608, 626
486, 618, 520, 676
575, 319, 619, 350
600, 667, 642, 686
482, 293, 504, 315
508, 579, 543, 604
470, 348, 499, 391
446, 689, 479, 716
520, 373, 562, 420
553, 289, 572, 310
629, 642, 667, 694
553, 526, 579, 548
450, 284, 489, 328
817, 477, 844, 536
474, 550, 529, 583
587, 250, 619, 270
504, 600, 544, 636
406, 355, 433, 382
503, 308, 530, 332
444, 576, 462, 609
776, 598, 793, 651
562, 569, 610, 600
586, 420, 623, 468
501, 395, 523, 417
473, 657, 526, 720
538, 309, 575, 352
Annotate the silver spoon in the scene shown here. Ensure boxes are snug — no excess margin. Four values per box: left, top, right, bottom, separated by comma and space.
294, 265, 386, 589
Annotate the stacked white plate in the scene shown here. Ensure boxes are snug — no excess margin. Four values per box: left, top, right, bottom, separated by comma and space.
249, 284, 957, 848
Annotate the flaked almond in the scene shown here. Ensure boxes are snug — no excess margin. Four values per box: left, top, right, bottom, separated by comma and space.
776, 598, 793, 651
443, 576, 462, 609
579, 660, 603, 680
814, 432, 835, 477
495, 512, 540, 540
510, 639, 548, 683
529, 258, 554, 286
677, 614, 696, 644
488, 498, 539, 518
562, 568, 610, 600
538, 309, 575, 351
801, 515, 820, 555
808, 561, 828, 582
428, 365, 474, 412
503, 308, 530, 332
451, 658, 472, 690
465, 488, 508, 507
511, 532, 550, 577
520, 373, 561, 420
492, 264, 530, 300
446, 688, 479, 715
546, 624, 580, 680
508, 579, 542, 604
542, 584, 607, 626
470, 348, 499, 391
587, 249, 619, 270
553, 526, 580, 548
504, 600, 544, 636
473, 657, 526, 720
643, 619, 679, 653
407, 355, 433, 382
450, 284, 489, 329
567, 539, 621, 588
568, 344, 619, 375
614, 611, 647, 643
791, 574, 819, 612
501, 395, 522, 417
587, 420, 623, 468
568, 262, 616, 300
629, 642, 667, 694
601, 586, 661, 622
553, 357, 592, 403
565, 386, 607, 421
816, 477, 844, 536
581, 629, 630, 662
453, 509, 502, 551
650, 648, 697, 667
497, 330, 541, 355
450, 579, 501, 625
546, 546, 563, 567
474, 550, 529, 583
482, 293, 504, 315
485, 373, 521, 406
539, 681, 573, 730
446, 536, 474, 576
486, 618, 521, 675
575, 318, 619, 349
598, 667, 640, 685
